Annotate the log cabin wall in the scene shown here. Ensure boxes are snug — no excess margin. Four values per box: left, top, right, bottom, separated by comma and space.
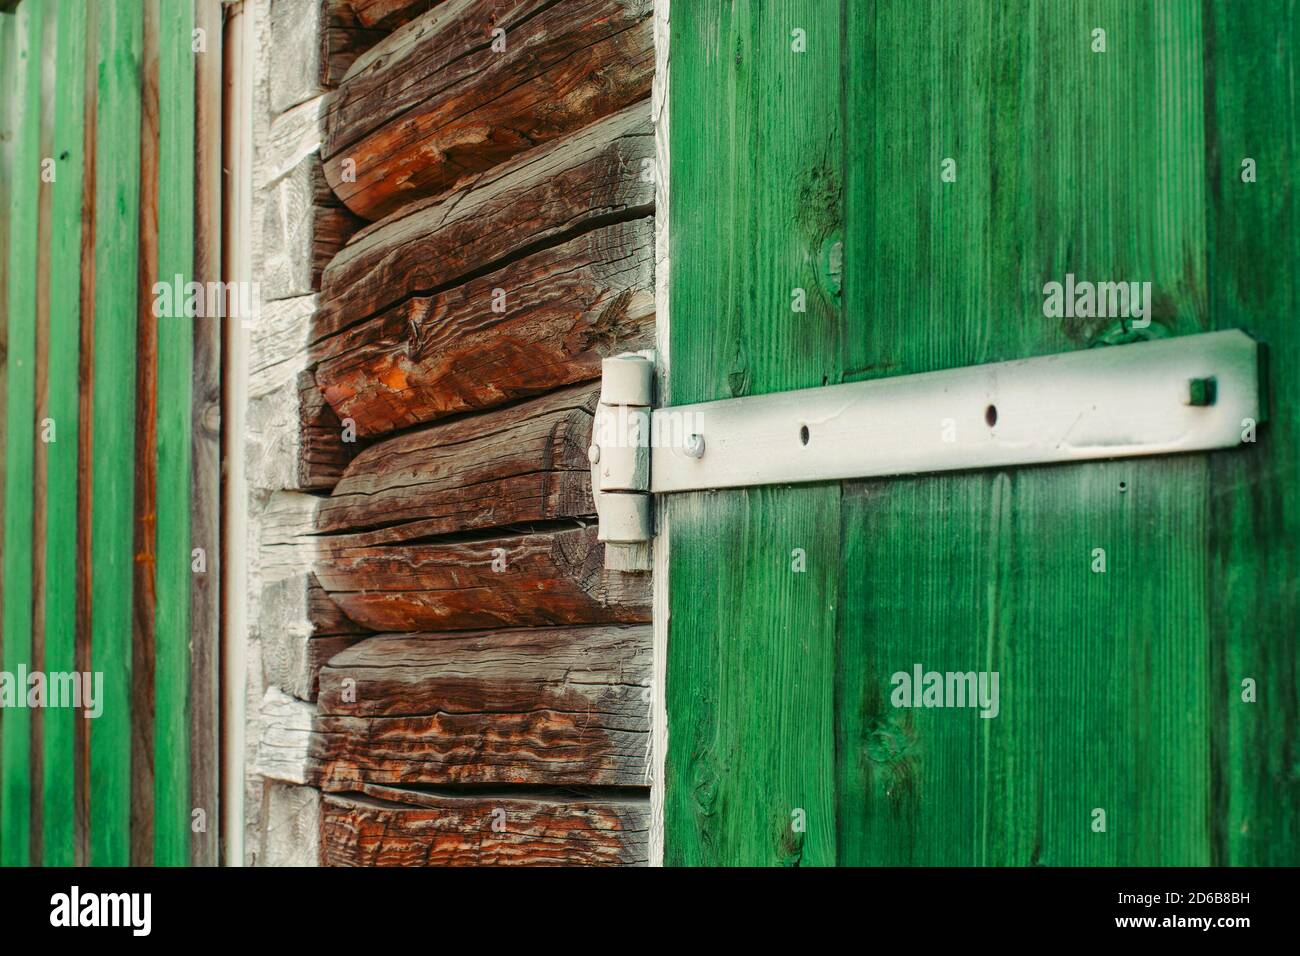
244, 0, 656, 865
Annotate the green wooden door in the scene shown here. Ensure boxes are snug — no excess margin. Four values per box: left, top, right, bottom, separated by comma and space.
664, 0, 1298, 866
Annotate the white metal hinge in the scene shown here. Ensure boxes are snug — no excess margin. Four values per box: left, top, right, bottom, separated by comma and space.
590, 330, 1264, 567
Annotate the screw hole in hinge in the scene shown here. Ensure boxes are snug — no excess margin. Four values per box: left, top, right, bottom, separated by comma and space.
985, 404, 998, 427
800, 425, 810, 446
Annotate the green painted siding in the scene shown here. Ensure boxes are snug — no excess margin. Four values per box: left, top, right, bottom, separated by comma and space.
154, 0, 196, 867
42, 0, 88, 868
88, 0, 143, 867
667, 0, 1299, 866
2, 0, 45, 868
0, 0, 211, 866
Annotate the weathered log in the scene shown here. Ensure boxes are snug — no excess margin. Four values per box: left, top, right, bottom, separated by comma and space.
315, 524, 650, 632
314, 382, 596, 542
262, 152, 364, 302
321, 787, 649, 866
314, 103, 653, 343
314, 219, 652, 437
322, 0, 653, 220
248, 289, 356, 498
254, 688, 318, 785
346, 0, 443, 31
269, 0, 385, 115
260, 783, 322, 867
297, 367, 357, 489
260, 574, 370, 701
313, 624, 651, 788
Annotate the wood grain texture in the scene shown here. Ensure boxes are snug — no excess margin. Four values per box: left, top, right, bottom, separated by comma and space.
262, 151, 363, 302
27, 0, 54, 868
268, 0, 384, 115
314, 218, 653, 438
297, 365, 355, 488
346, 0, 443, 31
188, 0, 222, 865
315, 524, 650, 632
129, 0, 159, 867
836, 0, 1218, 868
89, 0, 143, 867
314, 382, 597, 541
321, 0, 653, 220
1203, 0, 1300, 866
41, 0, 89, 870
664, 0, 844, 867
321, 786, 649, 865
314, 102, 653, 343
2, 0, 44, 867
665, 0, 1298, 867
313, 624, 651, 789
155, 0, 196, 866
259, 574, 368, 701
73, 0, 98, 866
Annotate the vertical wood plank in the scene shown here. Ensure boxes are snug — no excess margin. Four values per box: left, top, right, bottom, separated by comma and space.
0, 19, 12, 859
129, 0, 159, 867
155, 0, 195, 866
41, 0, 88, 868
28, 0, 55, 867
188, 0, 221, 867
73, 0, 98, 867
836, 0, 1213, 865
1204, 0, 1300, 866
1, 0, 45, 868
665, 0, 843, 865
88, 0, 142, 867
0, 2, 13, 870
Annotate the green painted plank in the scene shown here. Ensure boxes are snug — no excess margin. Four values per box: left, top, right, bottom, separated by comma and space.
89, 0, 142, 867
0, 3, 11, 870
665, 1, 844, 865
41, 0, 87, 868
837, 0, 1214, 866
1204, 0, 1300, 866
153, 0, 193, 867
2, 0, 45, 869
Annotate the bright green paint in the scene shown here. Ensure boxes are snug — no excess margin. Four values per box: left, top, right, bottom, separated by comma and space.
2, 0, 45, 869
89, 0, 142, 867
665, 1, 844, 866
41, 0, 88, 868
1203, 0, 1300, 865
154, 0, 194, 866
667, 0, 1299, 865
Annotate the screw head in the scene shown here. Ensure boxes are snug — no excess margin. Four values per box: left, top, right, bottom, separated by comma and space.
587, 444, 600, 465
684, 433, 705, 459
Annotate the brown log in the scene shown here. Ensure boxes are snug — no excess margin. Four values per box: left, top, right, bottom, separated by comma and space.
312, 624, 651, 788
321, 787, 649, 866
315, 524, 650, 632
345, 0, 444, 30
314, 219, 652, 437
314, 102, 652, 343
322, 0, 653, 220
314, 382, 596, 542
